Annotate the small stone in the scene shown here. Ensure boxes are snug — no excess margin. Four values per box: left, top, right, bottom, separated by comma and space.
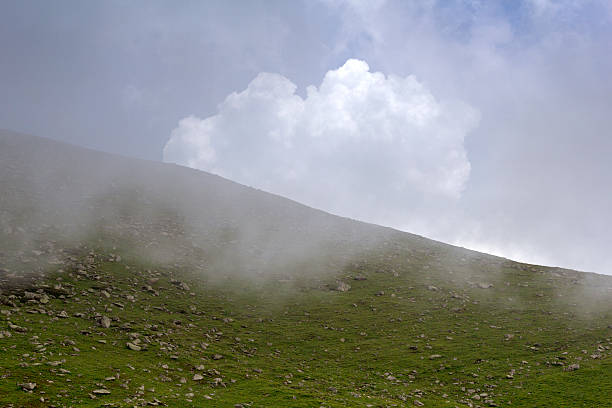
565, 364, 580, 371
23, 291, 38, 300
193, 374, 204, 381
20, 382, 36, 391
211, 377, 225, 387
8, 323, 26, 332
126, 342, 141, 351
99, 316, 111, 328
92, 389, 111, 395
336, 281, 351, 292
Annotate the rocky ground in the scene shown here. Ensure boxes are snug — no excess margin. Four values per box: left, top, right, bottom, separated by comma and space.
1, 233, 611, 407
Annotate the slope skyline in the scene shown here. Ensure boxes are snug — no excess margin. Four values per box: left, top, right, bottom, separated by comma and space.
1, 128, 611, 407
2, 3, 611, 406
2, 1, 611, 275
0, 129, 602, 277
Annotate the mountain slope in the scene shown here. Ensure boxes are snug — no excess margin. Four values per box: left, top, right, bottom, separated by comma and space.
1, 130, 611, 407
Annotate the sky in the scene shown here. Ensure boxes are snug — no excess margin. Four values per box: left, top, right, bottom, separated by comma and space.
1, 0, 612, 274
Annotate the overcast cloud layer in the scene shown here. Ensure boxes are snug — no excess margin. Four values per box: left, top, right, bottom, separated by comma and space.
2, 0, 612, 274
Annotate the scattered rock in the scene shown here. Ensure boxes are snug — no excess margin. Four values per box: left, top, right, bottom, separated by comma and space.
336, 281, 351, 292
23, 291, 38, 300
99, 316, 111, 328
126, 342, 142, 351
19, 382, 36, 391
8, 323, 27, 332
211, 377, 225, 387
92, 389, 111, 395
565, 364, 580, 372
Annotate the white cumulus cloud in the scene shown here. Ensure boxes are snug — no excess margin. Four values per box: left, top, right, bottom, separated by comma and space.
163, 59, 479, 227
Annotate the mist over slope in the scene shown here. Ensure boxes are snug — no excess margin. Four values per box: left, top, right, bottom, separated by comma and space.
0, 129, 406, 279
1, 130, 609, 288
1, 130, 612, 407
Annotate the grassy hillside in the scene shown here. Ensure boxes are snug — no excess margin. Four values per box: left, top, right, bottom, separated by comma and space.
1, 131, 611, 407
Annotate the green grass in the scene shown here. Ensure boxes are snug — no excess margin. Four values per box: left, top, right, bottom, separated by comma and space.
1, 239, 611, 408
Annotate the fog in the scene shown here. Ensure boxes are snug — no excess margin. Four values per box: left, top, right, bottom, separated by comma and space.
3, 129, 611, 319
1, 1, 611, 274
0, 130, 402, 284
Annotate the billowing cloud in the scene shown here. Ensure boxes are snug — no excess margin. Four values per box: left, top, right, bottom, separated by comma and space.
163, 59, 479, 225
